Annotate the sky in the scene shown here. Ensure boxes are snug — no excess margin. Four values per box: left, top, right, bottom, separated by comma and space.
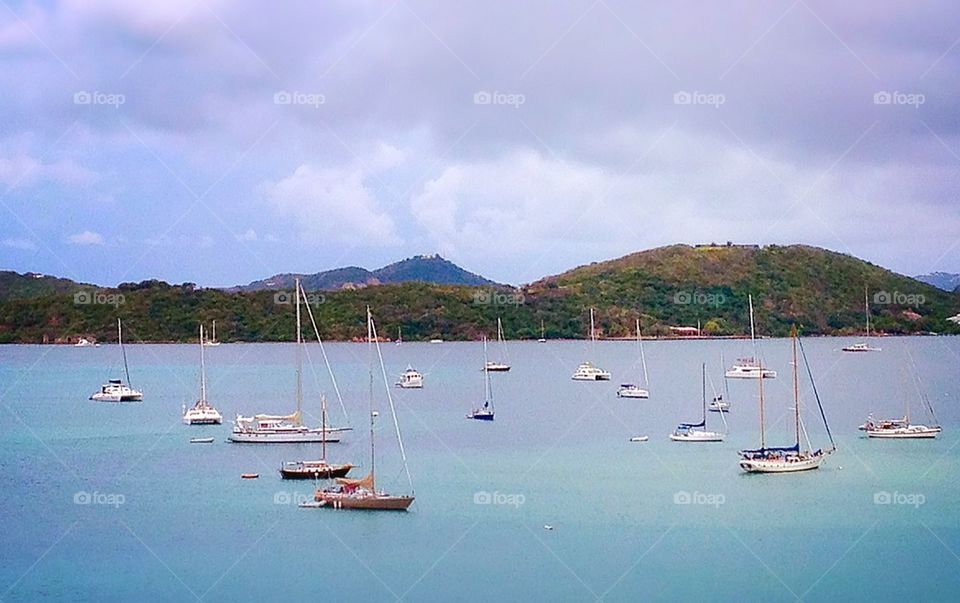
0, 0, 959, 287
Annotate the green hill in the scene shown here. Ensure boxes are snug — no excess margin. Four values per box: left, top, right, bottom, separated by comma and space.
1, 244, 957, 343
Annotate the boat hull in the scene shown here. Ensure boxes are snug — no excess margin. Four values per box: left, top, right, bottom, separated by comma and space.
90, 393, 143, 402
228, 429, 346, 443
280, 463, 353, 479
314, 493, 414, 511
670, 431, 724, 442
484, 366, 511, 372
617, 388, 649, 398
724, 370, 776, 379
467, 412, 494, 421
866, 428, 940, 439
739, 454, 823, 473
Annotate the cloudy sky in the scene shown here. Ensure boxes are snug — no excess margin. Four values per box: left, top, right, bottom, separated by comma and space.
1, 0, 958, 287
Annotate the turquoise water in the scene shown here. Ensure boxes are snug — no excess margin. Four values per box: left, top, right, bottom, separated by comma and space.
1, 337, 959, 602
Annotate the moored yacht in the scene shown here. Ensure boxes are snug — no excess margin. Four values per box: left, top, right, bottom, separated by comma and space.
90, 319, 142, 402
396, 366, 424, 388
670, 363, 725, 442
572, 308, 610, 381
842, 287, 881, 353
483, 318, 511, 371
725, 295, 776, 379
617, 318, 650, 398
182, 324, 222, 425
280, 396, 353, 479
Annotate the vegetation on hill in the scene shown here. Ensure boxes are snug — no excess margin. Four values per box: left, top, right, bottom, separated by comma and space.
1, 245, 958, 343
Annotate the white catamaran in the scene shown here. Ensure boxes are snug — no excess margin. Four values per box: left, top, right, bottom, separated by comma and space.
739, 326, 836, 473
182, 324, 222, 424
90, 319, 143, 402
572, 308, 611, 381
229, 279, 351, 443
726, 295, 777, 379
617, 318, 650, 398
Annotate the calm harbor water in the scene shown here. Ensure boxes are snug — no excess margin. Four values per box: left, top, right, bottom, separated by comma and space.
1, 336, 959, 601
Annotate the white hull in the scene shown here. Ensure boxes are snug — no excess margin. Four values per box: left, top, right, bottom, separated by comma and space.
90, 392, 143, 402
228, 427, 347, 443
617, 387, 649, 398
725, 367, 777, 379
572, 373, 611, 381
842, 343, 880, 352
670, 430, 724, 442
572, 363, 610, 381
866, 426, 940, 439
739, 454, 823, 473
182, 409, 223, 425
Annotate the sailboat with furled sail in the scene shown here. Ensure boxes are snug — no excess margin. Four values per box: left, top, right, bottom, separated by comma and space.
90, 319, 143, 402
306, 307, 414, 511
726, 295, 777, 379
229, 278, 351, 443
280, 395, 353, 478
468, 336, 495, 420
182, 324, 222, 424
484, 317, 511, 371
739, 326, 836, 473
861, 349, 941, 438
670, 363, 725, 441
842, 286, 881, 352
617, 318, 650, 398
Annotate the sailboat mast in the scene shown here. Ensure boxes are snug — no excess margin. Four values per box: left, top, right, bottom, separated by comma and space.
119, 318, 132, 387
295, 278, 303, 424
483, 336, 493, 406
212, 319, 217, 343
199, 324, 206, 402
758, 355, 766, 449
748, 295, 757, 359
321, 394, 327, 462
541, 319, 545, 339
590, 308, 597, 362
792, 326, 800, 449
367, 306, 376, 491
701, 362, 707, 426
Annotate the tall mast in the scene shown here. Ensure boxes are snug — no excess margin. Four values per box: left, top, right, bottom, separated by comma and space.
748, 295, 757, 359
199, 324, 206, 402
212, 320, 216, 343
590, 308, 597, 362
483, 335, 493, 407
636, 318, 649, 387
367, 306, 376, 490
792, 325, 800, 449
701, 362, 707, 426
541, 319, 545, 339
295, 278, 303, 424
321, 394, 327, 462
119, 318, 132, 387
758, 352, 766, 449
864, 286, 871, 337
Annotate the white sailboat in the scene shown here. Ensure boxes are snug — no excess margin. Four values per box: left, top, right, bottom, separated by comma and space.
203, 320, 221, 347
538, 319, 547, 343
484, 317, 511, 372
468, 336, 495, 420
670, 363, 725, 441
229, 278, 351, 443
182, 324, 223, 425
726, 295, 777, 379
572, 308, 610, 381
708, 352, 731, 412
617, 318, 649, 398
738, 326, 836, 473
862, 351, 940, 438
396, 327, 402, 346
90, 319, 143, 402
843, 287, 881, 352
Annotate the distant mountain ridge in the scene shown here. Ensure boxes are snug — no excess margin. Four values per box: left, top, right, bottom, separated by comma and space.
914, 271, 960, 292
0, 271, 89, 301
230, 254, 498, 292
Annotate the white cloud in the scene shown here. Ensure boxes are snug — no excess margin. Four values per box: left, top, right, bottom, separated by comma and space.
236, 228, 258, 242
0, 155, 99, 188
2, 237, 38, 250
66, 230, 105, 246
263, 164, 400, 246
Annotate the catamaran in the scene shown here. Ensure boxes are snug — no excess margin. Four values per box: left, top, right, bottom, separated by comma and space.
203, 320, 222, 347
229, 279, 351, 443
726, 295, 776, 379
861, 352, 940, 438
572, 308, 610, 381
396, 366, 424, 388
843, 287, 881, 352
305, 307, 415, 511
617, 318, 650, 398
468, 336, 496, 420
670, 363, 725, 441
182, 324, 223, 424
484, 317, 511, 371
738, 326, 836, 473
90, 319, 143, 402
280, 395, 354, 478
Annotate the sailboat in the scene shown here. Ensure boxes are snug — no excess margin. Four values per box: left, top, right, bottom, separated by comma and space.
843, 287, 881, 352
861, 352, 941, 438
738, 326, 836, 473
182, 324, 223, 424
708, 351, 731, 412
670, 363, 725, 441
468, 336, 496, 420
572, 308, 611, 380
229, 278, 351, 443
306, 307, 415, 511
726, 295, 777, 379
396, 327, 402, 346
203, 320, 222, 347
280, 395, 354, 478
617, 318, 650, 398
484, 317, 511, 371
538, 319, 547, 343
90, 319, 143, 402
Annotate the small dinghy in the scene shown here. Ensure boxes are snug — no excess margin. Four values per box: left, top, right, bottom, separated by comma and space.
190, 437, 215, 444
629, 436, 649, 442
240, 473, 259, 479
